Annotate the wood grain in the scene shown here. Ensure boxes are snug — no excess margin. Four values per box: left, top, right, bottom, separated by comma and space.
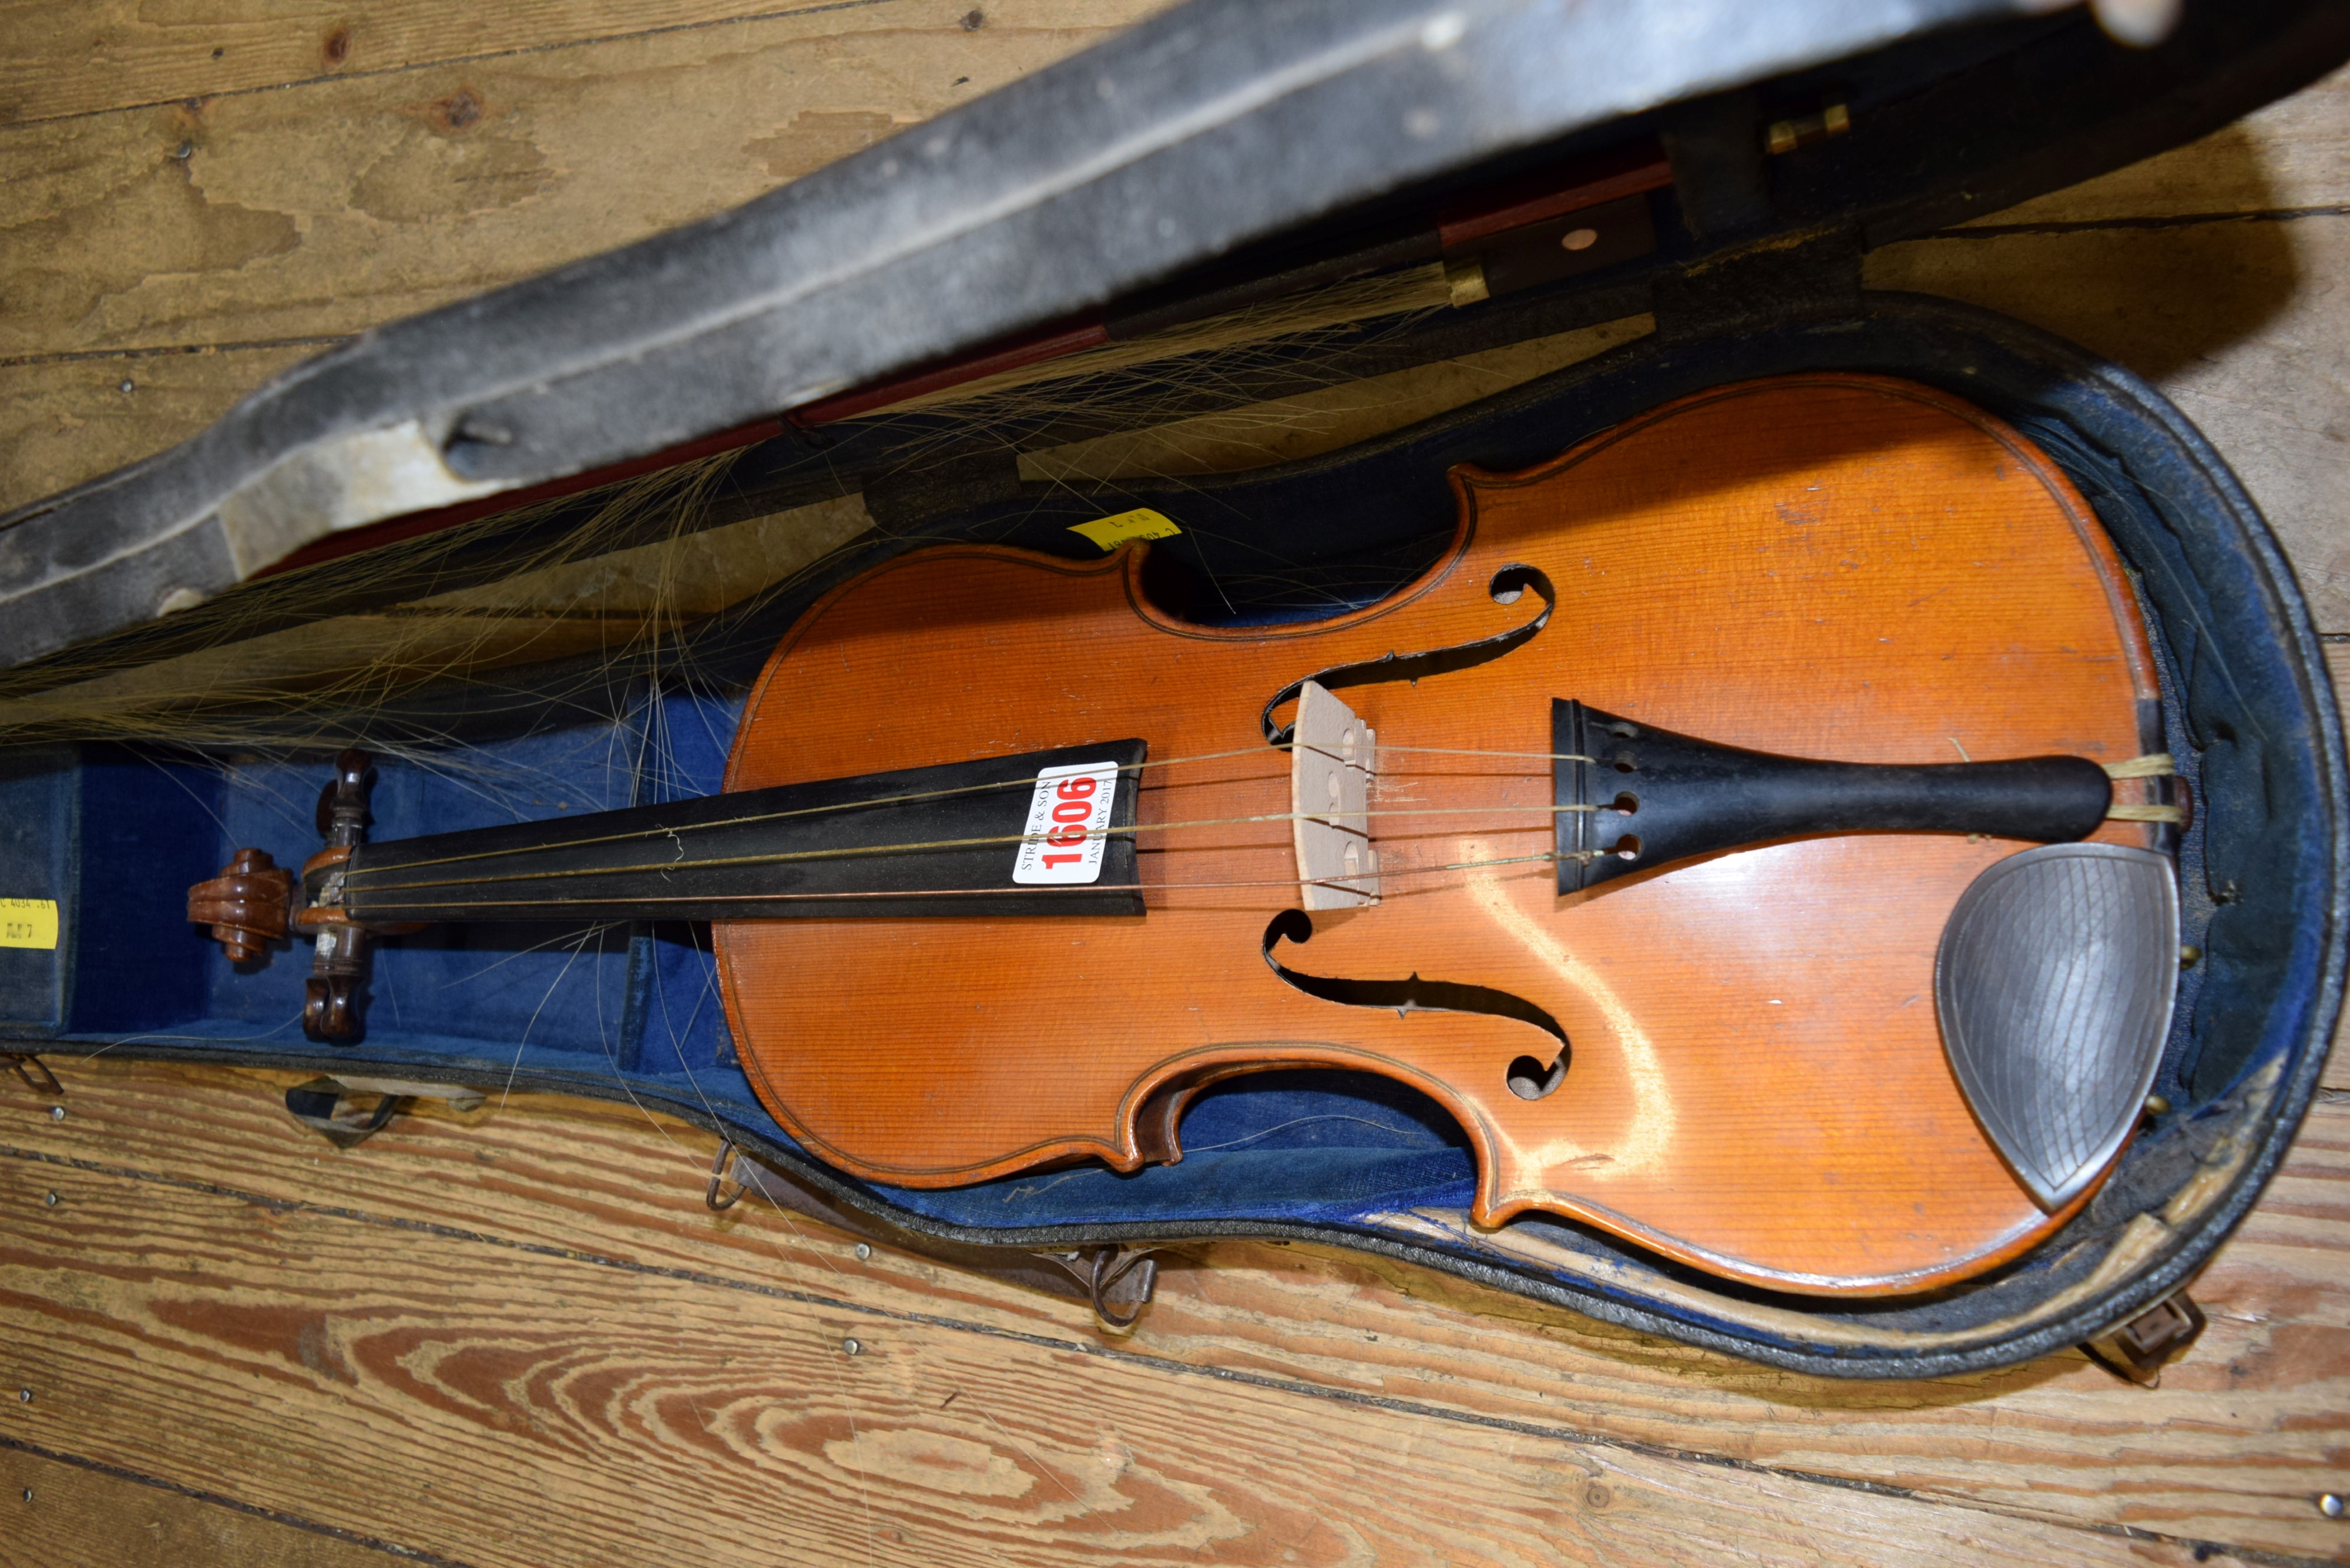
1960, 62, 2350, 223
0, 0, 1161, 361
3, 1057, 2345, 1562
0, 0, 909, 127
4, 1072, 2318, 1568
0, 344, 323, 515
1866, 62, 2350, 633
719, 374, 2157, 1292
0, 0, 1161, 509
0, 1443, 402, 1568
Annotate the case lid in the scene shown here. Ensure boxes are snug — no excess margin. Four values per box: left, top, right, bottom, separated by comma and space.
1, 0, 2346, 672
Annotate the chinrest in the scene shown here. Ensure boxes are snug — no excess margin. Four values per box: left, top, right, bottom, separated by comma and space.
1936, 843, 2180, 1211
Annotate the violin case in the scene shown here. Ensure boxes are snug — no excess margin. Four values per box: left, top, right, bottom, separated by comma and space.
2, 0, 2346, 1377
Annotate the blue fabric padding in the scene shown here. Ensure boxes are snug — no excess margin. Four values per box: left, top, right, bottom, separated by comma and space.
67, 748, 221, 1034
875, 1069, 1476, 1227
639, 689, 740, 800
636, 926, 736, 1072
0, 746, 75, 1031
634, 689, 745, 1072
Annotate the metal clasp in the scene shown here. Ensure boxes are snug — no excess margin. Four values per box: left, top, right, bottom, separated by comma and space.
282, 1075, 484, 1149
2, 1052, 62, 1097
706, 1139, 747, 1211
1035, 1245, 1159, 1332
2083, 1287, 2207, 1386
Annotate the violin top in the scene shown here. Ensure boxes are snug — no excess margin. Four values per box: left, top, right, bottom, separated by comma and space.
711, 372, 2166, 1297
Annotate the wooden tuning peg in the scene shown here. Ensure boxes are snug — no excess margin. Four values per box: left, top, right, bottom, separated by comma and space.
188, 848, 295, 963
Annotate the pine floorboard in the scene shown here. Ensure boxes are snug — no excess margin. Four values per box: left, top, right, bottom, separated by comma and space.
5, 1057, 2344, 1566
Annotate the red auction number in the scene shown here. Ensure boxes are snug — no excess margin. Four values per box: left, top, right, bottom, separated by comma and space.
1041, 775, 1099, 868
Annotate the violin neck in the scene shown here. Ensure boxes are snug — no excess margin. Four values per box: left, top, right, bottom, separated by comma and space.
325, 741, 1149, 926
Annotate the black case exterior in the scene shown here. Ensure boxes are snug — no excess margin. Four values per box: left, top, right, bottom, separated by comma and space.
3, 2, 2345, 1375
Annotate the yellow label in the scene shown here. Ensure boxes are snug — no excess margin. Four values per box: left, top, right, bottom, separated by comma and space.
0, 899, 58, 951
1068, 508, 1181, 551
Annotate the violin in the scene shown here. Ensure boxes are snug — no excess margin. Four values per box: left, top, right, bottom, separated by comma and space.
192, 372, 2180, 1297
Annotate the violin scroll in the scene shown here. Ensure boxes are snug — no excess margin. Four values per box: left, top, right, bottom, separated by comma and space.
183, 748, 390, 1042
188, 848, 294, 963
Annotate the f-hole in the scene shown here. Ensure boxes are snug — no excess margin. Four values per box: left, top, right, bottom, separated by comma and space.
1261, 565, 1556, 744
1261, 910, 1571, 1096
1508, 1055, 1566, 1100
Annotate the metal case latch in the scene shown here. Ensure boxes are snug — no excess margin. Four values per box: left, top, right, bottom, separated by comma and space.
3, 1052, 62, 1097
1036, 1246, 1161, 1332
2083, 1288, 2208, 1385
284, 1075, 485, 1149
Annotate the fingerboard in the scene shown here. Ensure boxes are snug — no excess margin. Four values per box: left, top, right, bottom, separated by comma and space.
334, 740, 1148, 924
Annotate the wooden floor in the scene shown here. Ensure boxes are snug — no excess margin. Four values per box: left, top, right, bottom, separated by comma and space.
4, 5, 2349, 1564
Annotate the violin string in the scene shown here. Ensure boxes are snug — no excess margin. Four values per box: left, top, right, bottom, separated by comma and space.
340, 801, 1589, 898
1377, 744, 1590, 761
341, 848, 1573, 915
332, 740, 2184, 902
2103, 753, 2174, 779
338, 783, 2177, 908
336, 739, 1598, 882
335, 748, 1252, 879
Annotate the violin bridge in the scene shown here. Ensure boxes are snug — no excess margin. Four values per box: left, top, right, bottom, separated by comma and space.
1290, 680, 1380, 909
